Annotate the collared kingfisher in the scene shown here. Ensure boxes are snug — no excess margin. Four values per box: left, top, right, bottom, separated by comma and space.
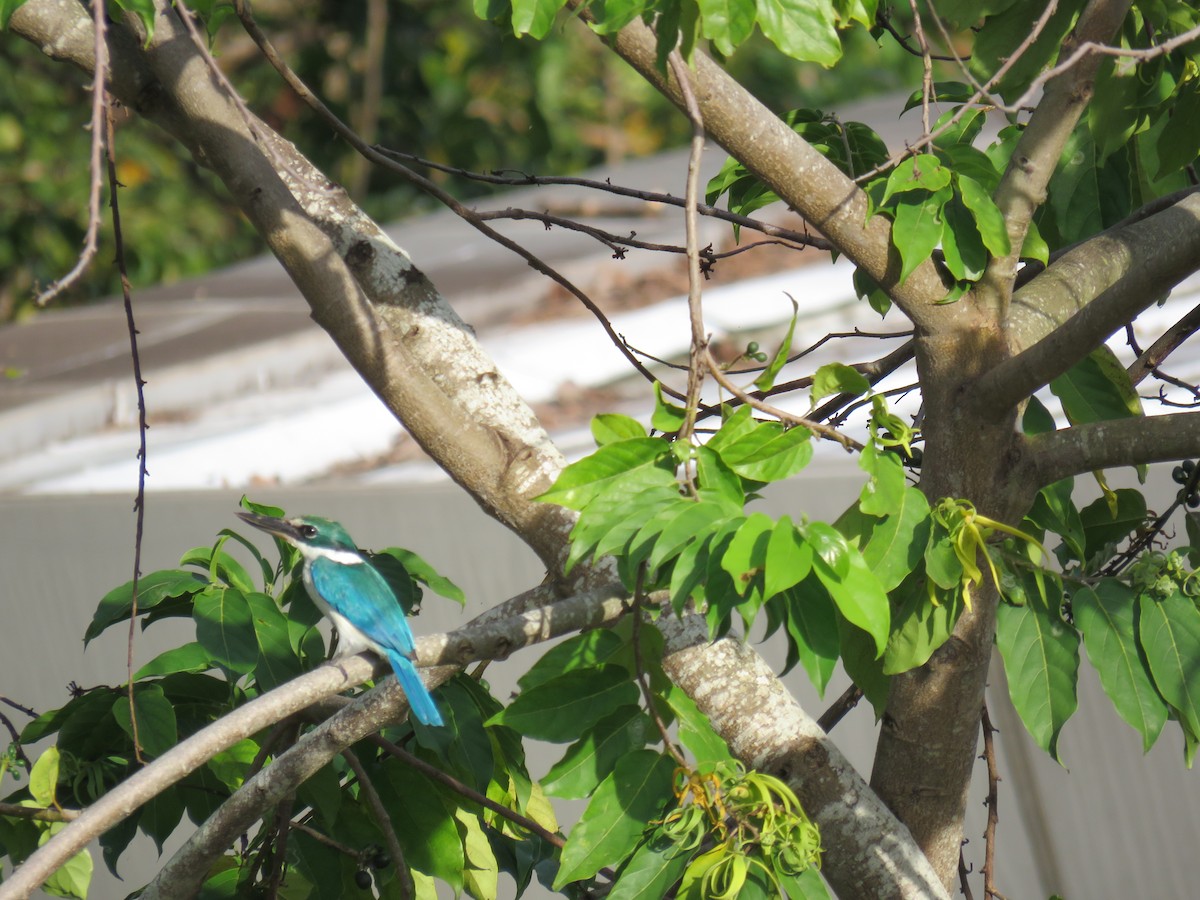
237, 512, 443, 726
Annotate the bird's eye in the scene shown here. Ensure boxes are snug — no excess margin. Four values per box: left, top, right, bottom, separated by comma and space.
298, 525, 318, 538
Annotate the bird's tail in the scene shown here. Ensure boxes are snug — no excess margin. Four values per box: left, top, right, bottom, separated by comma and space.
386, 651, 444, 727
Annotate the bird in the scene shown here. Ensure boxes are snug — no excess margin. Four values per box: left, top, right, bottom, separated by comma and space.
236, 511, 443, 726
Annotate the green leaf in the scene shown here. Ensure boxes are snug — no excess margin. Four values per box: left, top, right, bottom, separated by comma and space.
957, 174, 1010, 256
1079, 489, 1147, 563
489, 665, 641, 742
519, 629, 626, 691
891, 186, 950, 286
1155, 80, 1200, 177
29, 746, 60, 807
649, 500, 739, 576
711, 421, 813, 481
881, 154, 952, 206
781, 581, 840, 696
857, 441, 905, 517
608, 836, 692, 900
995, 594, 1079, 763
699, 0, 756, 56
511, 0, 568, 38
538, 438, 672, 509
38, 823, 92, 899
665, 683, 733, 764
652, 382, 688, 433
1026, 478, 1085, 562
970, 0, 1084, 101
113, 684, 178, 759
553, 750, 675, 888
244, 590, 302, 689
753, 295, 799, 391
592, 413, 648, 446
1050, 346, 1144, 427
694, 445, 746, 511
755, 0, 841, 66
1138, 590, 1200, 740
884, 573, 964, 674
193, 587, 259, 675
0, 0, 32, 30
806, 521, 890, 655
375, 546, 466, 605
543, 705, 652, 799
1073, 582, 1168, 752
810, 362, 869, 406
837, 611, 890, 715
181, 543, 256, 594
721, 512, 774, 594
776, 865, 834, 899
139, 787, 185, 854
859, 486, 931, 593
384, 764, 466, 891
86, 569, 207, 645
763, 516, 813, 598
458, 807, 499, 900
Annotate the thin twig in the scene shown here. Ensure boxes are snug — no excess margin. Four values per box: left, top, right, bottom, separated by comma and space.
633, 567, 687, 767
105, 87, 149, 766
704, 347, 863, 450
905, 0, 934, 138
35, 0, 108, 306
366, 735, 565, 851
667, 49, 709, 445
372, 148, 832, 252
342, 748, 409, 900
1128, 302, 1200, 387
0, 698, 37, 719
875, 7, 962, 62
290, 821, 358, 857
264, 791, 294, 899
0, 712, 31, 770
0, 803, 82, 824
958, 847, 976, 900
980, 703, 1001, 899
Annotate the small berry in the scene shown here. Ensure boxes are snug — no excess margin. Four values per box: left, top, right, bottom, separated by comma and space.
1184, 459, 1196, 474
1174, 466, 1189, 484
754, 352, 768, 362
371, 853, 390, 870
747, 341, 760, 354
354, 869, 372, 890
1188, 494, 1199, 509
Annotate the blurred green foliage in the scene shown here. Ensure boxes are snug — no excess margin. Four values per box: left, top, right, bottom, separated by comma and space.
0, 0, 921, 321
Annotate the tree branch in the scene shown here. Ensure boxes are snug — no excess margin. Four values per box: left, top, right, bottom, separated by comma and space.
981, 0, 1134, 310
1025, 410, 1200, 486
585, 6, 964, 334
970, 193, 1200, 413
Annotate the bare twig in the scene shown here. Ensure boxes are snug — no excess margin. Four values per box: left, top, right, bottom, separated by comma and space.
342, 748, 409, 900
1128, 303, 1200, 387
980, 703, 1001, 899
104, 88, 149, 766
632, 567, 687, 767
704, 347, 863, 450
906, 0, 934, 138
35, 0, 108, 306
958, 848, 976, 900
0, 804, 81, 824
667, 49, 709, 443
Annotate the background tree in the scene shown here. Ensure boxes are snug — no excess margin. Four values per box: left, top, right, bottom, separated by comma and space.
3, 1, 1200, 899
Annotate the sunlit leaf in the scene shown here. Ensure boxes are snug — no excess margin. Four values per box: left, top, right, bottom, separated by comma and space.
490, 665, 640, 742
553, 750, 675, 888
1138, 590, 1200, 741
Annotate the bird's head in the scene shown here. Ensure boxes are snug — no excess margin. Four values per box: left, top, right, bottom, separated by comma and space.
237, 512, 359, 560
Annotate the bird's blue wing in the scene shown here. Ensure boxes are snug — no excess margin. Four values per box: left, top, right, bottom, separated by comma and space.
308, 557, 417, 658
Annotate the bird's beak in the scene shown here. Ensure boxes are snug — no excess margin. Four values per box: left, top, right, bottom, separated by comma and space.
236, 511, 302, 542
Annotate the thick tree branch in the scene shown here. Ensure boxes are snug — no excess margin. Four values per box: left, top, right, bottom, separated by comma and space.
971, 193, 1200, 413
659, 615, 948, 900
587, 7, 965, 334
981, 0, 1134, 310
1025, 411, 1200, 486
